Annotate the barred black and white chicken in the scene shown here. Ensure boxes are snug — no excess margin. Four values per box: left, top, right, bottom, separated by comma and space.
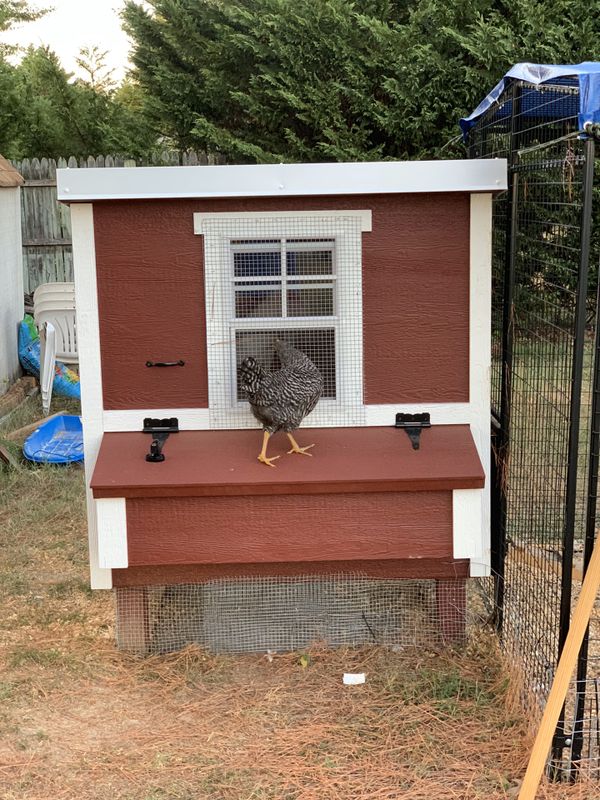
239, 339, 323, 467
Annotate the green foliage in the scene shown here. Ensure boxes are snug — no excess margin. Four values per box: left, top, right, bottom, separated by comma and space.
3, 0, 600, 163
0, 0, 45, 33
10, 47, 83, 158
0, 2, 158, 159
0, 0, 46, 60
0, 4, 61, 157
0, 57, 22, 153
0, 44, 158, 160
122, 0, 600, 163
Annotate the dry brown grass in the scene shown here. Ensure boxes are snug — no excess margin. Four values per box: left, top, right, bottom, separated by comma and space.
0, 396, 596, 799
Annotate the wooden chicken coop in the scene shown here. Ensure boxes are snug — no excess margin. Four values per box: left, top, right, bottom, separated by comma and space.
58, 159, 507, 651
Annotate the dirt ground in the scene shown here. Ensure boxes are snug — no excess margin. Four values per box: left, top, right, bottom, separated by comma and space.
0, 396, 596, 799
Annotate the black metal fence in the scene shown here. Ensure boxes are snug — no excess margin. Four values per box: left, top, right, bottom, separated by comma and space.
466, 77, 600, 779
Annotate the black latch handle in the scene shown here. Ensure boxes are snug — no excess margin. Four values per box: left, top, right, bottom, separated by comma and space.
143, 417, 179, 463
146, 439, 166, 462
146, 360, 185, 367
395, 412, 431, 451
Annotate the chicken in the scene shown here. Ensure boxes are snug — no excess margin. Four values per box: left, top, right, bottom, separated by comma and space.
239, 339, 323, 467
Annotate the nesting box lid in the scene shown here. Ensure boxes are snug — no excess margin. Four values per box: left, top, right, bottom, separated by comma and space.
90, 425, 485, 499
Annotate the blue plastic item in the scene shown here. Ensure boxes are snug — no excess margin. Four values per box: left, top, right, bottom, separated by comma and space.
460, 61, 600, 139
23, 415, 84, 464
18, 315, 81, 400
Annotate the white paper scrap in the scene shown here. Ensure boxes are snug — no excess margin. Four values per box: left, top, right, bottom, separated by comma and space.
343, 672, 366, 685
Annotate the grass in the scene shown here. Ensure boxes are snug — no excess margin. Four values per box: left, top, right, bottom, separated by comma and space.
0, 393, 595, 799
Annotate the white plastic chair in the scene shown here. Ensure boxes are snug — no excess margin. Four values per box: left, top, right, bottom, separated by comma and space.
33, 282, 78, 414
39, 321, 56, 415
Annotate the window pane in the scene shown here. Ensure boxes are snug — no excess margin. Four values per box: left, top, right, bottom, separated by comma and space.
235, 328, 336, 400
287, 285, 334, 316
286, 249, 333, 276
234, 250, 281, 278
235, 286, 282, 318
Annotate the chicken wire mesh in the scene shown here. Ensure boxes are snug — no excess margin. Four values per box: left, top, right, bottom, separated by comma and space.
491, 555, 600, 781
467, 74, 600, 780
198, 214, 366, 429
115, 575, 473, 657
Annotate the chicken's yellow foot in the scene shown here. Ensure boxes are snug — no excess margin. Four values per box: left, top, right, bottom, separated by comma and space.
286, 433, 315, 456
258, 430, 280, 467
258, 453, 280, 467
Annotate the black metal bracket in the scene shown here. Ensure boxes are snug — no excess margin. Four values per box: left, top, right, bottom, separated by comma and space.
143, 417, 179, 462
395, 412, 431, 450
146, 360, 185, 367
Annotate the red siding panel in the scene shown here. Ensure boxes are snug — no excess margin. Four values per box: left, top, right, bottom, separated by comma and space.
125, 490, 453, 567
93, 201, 208, 409
112, 559, 471, 586
361, 194, 470, 403
93, 194, 470, 409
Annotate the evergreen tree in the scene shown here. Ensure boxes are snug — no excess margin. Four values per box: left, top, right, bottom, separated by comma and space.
0, 1, 47, 155
1, 44, 158, 160
0, 1, 156, 159
0, 0, 45, 36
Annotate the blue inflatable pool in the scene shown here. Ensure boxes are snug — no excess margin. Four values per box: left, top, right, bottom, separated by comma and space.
23, 415, 84, 464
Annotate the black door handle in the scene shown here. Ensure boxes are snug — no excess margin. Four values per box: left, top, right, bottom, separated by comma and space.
146, 360, 185, 367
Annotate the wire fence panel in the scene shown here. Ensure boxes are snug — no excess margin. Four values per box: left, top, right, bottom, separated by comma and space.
468, 76, 600, 780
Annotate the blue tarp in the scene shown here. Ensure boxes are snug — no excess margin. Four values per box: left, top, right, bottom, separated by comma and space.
460, 62, 600, 139
18, 316, 80, 400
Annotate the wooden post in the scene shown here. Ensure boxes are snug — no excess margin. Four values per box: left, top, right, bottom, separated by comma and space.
518, 534, 600, 799
436, 578, 467, 643
115, 587, 150, 655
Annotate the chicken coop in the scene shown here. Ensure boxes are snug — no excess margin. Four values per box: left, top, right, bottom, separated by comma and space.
58, 159, 506, 653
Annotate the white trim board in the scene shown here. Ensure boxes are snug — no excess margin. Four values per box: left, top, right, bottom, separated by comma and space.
103, 403, 473, 432
96, 498, 128, 569
195, 209, 372, 233
57, 159, 507, 202
70, 203, 112, 589
452, 488, 483, 561
468, 193, 493, 574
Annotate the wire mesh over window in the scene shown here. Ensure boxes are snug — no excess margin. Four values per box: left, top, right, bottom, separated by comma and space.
235, 328, 336, 400
198, 213, 366, 429
231, 238, 337, 401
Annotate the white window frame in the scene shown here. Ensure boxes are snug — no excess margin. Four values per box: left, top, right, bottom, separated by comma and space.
194, 210, 371, 428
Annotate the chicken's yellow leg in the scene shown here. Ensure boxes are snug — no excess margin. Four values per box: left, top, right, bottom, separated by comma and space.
286, 432, 315, 456
257, 430, 280, 467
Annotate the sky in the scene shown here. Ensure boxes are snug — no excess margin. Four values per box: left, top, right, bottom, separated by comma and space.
1, 0, 134, 81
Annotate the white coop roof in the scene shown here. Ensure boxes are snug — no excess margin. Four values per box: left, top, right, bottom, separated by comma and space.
57, 159, 507, 202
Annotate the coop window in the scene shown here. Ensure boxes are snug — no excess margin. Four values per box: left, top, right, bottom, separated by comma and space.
194, 211, 370, 428
231, 238, 337, 401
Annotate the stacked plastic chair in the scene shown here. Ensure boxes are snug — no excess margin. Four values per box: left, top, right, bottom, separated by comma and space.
32, 282, 78, 413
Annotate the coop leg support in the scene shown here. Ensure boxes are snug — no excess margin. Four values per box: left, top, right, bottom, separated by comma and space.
115, 587, 150, 655
436, 578, 467, 643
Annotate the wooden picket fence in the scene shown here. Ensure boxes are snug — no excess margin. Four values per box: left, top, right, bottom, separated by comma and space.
11, 151, 222, 294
